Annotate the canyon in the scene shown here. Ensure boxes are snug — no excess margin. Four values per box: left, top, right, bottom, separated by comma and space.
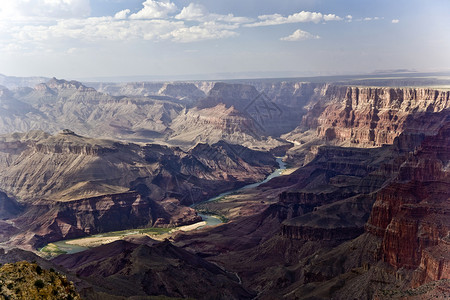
0, 75, 448, 299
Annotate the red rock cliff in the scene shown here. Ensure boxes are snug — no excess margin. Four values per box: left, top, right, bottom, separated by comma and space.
302, 86, 449, 146
365, 122, 450, 285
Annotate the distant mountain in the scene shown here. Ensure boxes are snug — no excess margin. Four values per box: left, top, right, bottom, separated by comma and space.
0, 78, 185, 142
0, 74, 49, 89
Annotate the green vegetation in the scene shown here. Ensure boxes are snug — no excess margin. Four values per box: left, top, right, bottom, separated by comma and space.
197, 209, 229, 223
98, 226, 172, 237
40, 226, 174, 258
39, 243, 67, 256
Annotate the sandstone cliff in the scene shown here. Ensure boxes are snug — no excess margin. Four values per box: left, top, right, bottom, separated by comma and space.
365, 122, 449, 286
286, 86, 449, 147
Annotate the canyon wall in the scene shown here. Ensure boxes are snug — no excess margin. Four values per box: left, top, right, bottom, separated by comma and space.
298, 86, 449, 147
365, 122, 450, 285
11, 191, 200, 248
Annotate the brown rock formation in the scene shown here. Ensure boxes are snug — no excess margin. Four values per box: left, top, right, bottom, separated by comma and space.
366, 122, 450, 285
52, 239, 255, 300
10, 192, 200, 248
287, 86, 449, 147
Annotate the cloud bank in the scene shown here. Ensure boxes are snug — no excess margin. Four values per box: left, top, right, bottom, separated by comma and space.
0, 0, 383, 51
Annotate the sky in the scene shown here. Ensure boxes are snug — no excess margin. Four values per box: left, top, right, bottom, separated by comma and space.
0, 0, 449, 80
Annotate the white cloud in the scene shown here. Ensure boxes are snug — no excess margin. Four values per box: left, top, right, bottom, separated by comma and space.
129, 0, 177, 19
11, 17, 185, 42
5, 16, 238, 45
0, 0, 247, 45
363, 17, 380, 21
0, 1, 355, 48
164, 22, 239, 43
0, 0, 90, 20
245, 11, 343, 27
114, 9, 130, 20
175, 3, 253, 24
323, 14, 343, 21
175, 3, 206, 21
392, 19, 400, 24
280, 29, 320, 41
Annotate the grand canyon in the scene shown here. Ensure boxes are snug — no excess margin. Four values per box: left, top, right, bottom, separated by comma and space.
0, 72, 448, 299
0, 1, 449, 299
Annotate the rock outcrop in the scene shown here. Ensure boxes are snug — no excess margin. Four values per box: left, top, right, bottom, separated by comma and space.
197, 82, 302, 136
10, 192, 200, 248
0, 191, 21, 219
158, 82, 206, 102
289, 86, 449, 147
365, 122, 450, 285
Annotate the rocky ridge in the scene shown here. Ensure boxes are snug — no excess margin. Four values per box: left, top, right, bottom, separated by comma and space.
52, 238, 255, 299
286, 86, 449, 147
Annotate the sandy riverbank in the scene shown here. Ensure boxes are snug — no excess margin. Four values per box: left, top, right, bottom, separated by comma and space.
64, 220, 208, 248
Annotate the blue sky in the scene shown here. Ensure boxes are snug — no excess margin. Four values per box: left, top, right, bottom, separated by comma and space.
0, 0, 449, 80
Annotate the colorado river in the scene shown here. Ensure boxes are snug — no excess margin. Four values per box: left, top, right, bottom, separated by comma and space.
40, 157, 287, 256
193, 157, 286, 206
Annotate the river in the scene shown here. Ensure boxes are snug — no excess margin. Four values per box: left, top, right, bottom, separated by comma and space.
40, 157, 287, 256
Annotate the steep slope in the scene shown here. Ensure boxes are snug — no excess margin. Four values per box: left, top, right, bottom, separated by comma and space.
0, 86, 50, 134
0, 130, 275, 203
271, 122, 450, 299
173, 134, 407, 256
168, 104, 280, 149
198, 82, 302, 136
168, 82, 300, 149
158, 82, 206, 103
52, 238, 255, 300
247, 81, 327, 108
285, 86, 449, 147
365, 122, 450, 285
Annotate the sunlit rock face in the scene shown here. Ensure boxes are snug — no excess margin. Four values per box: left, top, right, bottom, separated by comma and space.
300, 86, 449, 146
